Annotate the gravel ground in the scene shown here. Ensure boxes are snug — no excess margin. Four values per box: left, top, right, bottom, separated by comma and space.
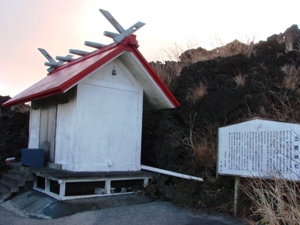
0, 199, 249, 225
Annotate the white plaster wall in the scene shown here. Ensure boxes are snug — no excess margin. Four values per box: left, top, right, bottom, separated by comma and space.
71, 60, 143, 171
28, 108, 41, 148
55, 96, 77, 170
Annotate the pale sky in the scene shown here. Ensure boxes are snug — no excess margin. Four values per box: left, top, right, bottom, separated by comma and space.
1, 0, 299, 97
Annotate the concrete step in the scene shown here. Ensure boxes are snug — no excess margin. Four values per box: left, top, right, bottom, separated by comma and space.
8, 162, 33, 174
0, 179, 19, 193
2, 174, 22, 186
0, 185, 11, 202
0, 181, 11, 191
0, 164, 35, 203
9, 169, 34, 181
6, 171, 26, 186
6, 162, 21, 170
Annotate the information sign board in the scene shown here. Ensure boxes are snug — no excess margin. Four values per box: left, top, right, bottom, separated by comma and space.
218, 119, 300, 180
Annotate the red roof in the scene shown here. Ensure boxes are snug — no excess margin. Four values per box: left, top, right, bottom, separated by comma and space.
2, 35, 180, 108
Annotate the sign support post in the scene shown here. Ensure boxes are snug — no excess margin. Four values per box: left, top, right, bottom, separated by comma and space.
233, 176, 240, 217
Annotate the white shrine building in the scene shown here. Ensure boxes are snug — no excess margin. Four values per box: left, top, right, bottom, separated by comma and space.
3, 10, 180, 173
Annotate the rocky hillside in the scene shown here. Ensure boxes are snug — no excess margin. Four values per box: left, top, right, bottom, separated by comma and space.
0, 96, 29, 171
1, 25, 299, 217
143, 24, 300, 214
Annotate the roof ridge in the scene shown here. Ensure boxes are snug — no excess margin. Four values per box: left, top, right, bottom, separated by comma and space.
48, 35, 139, 75
48, 42, 118, 75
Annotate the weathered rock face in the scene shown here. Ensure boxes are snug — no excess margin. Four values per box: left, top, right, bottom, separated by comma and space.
142, 25, 300, 210
0, 96, 29, 165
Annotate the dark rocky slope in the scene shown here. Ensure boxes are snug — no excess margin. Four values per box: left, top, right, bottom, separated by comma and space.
142, 24, 300, 213
0, 96, 29, 172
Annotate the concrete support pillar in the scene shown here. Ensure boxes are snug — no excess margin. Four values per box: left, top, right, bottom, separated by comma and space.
105, 180, 111, 195
59, 180, 66, 198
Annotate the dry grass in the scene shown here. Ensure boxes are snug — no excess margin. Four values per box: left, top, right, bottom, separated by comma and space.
186, 82, 208, 102
193, 131, 217, 169
151, 38, 256, 89
150, 61, 182, 88
258, 89, 300, 123
243, 74, 300, 123
182, 114, 217, 170
150, 40, 200, 88
215, 39, 255, 59
242, 83, 300, 223
281, 64, 300, 91
234, 72, 246, 87
276, 29, 295, 53
251, 63, 300, 123
180, 40, 256, 64
242, 175, 300, 225
161, 41, 198, 62
233, 63, 300, 223
10, 104, 30, 113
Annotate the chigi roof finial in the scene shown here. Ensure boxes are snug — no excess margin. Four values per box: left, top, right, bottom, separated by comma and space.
38, 9, 145, 73
99, 9, 145, 44
38, 48, 64, 73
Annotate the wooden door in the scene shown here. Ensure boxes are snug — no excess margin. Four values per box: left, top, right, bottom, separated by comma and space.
39, 106, 57, 163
